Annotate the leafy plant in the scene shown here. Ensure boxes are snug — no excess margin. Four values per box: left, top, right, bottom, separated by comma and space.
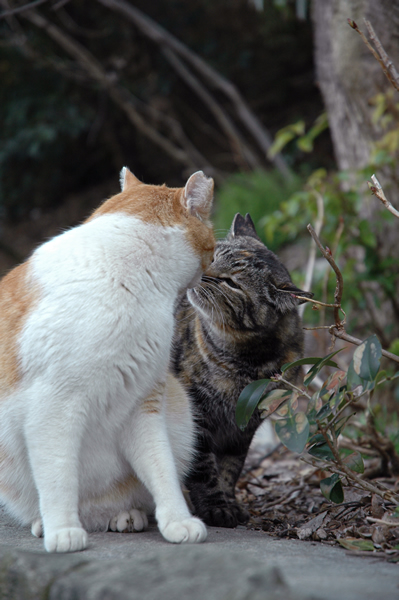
236, 334, 399, 504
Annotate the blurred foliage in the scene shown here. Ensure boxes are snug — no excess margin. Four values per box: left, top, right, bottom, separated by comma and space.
213, 169, 305, 246
0, 0, 323, 218
0, 50, 95, 218
216, 90, 399, 345
237, 334, 399, 504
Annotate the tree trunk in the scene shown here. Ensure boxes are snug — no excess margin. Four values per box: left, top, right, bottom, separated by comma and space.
313, 0, 399, 172
312, 0, 399, 333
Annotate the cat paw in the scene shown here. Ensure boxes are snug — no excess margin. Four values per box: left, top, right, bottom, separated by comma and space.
199, 503, 250, 528
160, 517, 207, 543
109, 509, 148, 533
31, 518, 43, 538
44, 527, 88, 553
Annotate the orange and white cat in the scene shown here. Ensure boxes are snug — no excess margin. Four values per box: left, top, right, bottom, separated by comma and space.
0, 168, 214, 553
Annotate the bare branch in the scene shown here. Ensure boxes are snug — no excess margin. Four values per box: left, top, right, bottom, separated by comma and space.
329, 328, 399, 364
307, 224, 344, 330
162, 46, 261, 170
304, 224, 399, 364
347, 18, 399, 93
364, 19, 399, 93
368, 174, 399, 219
0, 0, 48, 20
299, 191, 324, 318
95, 0, 293, 178
22, 9, 215, 174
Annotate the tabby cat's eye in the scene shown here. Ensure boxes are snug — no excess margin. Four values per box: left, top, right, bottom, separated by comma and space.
220, 277, 240, 290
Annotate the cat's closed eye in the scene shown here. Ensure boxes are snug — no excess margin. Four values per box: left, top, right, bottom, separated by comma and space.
218, 277, 240, 290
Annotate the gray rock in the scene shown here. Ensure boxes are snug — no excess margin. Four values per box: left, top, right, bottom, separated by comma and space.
0, 544, 316, 600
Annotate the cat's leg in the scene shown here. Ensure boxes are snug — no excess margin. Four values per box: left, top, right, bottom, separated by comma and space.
217, 454, 250, 525
122, 382, 207, 544
185, 449, 239, 528
185, 434, 248, 528
25, 388, 88, 553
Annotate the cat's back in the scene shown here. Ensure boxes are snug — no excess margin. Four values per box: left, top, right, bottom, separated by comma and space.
0, 168, 215, 400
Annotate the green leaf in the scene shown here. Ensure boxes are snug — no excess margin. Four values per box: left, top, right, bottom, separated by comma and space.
346, 360, 365, 391
235, 379, 271, 431
303, 349, 344, 387
342, 451, 364, 474
307, 433, 325, 446
308, 442, 335, 461
375, 370, 387, 386
281, 357, 339, 374
297, 136, 313, 152
388, 338, 399, 356
334, 413, 355, 437
338, 538, 375, 552
320, 474, 344, 503
267, 121, 305, 158
275, 412, 309, 453
258, 389, 292, 418
352, 335, 382, 381
319, 370, 347, 397
315, 402, 333, 421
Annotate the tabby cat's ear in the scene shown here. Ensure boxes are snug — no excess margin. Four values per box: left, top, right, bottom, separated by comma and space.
119, 167, 141, 192
230, 213, 262, 242
183, 171, 214, 219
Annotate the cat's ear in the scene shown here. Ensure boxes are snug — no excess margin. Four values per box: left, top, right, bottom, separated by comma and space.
183, 171, 214, 219
230, 213, 262, 241
119, 167, 141, 192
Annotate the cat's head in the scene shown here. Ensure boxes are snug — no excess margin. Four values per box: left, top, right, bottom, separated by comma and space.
91, 168, 215, 274
187, 213, 313, 333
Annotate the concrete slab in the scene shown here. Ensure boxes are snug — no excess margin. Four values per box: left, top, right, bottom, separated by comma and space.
0, 507, 398, 599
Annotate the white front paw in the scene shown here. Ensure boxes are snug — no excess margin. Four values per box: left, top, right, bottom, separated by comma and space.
109, 509, 148, 533
44, 527, 88, 553
160, 517, 207, 544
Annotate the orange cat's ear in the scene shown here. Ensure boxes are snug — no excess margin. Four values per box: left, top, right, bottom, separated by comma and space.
119, 167, 141, 192
183, 171, 214, 219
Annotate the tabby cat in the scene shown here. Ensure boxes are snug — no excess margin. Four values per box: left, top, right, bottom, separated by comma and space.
172, 213, 312, 528
0, 168, 214, 552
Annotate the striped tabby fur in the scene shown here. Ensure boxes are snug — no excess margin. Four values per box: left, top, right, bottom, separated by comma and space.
172, 213, 312, 528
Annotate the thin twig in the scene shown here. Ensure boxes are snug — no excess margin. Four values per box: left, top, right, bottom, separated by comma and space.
307, 224, 344, 330
364, 19, 399, 93
329, 328, 399, 364
366, 516, 399, 527
270, 375, 313, 400
162, 46, 260, 169
317, 422, 399, 504
95, 0, 293, 178
321, 216, 344, 329
22, 10, 210, 173
295, 296, 340, 309
299, 191, 324, 318
0, 0, 48, 19
368, 174, 399, 219
347, 18, 399, 93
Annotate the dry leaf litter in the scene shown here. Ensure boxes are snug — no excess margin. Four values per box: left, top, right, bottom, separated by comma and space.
238, 442, 399, 562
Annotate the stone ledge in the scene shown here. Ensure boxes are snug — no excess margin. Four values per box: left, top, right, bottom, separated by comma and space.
0, 544, 318, 600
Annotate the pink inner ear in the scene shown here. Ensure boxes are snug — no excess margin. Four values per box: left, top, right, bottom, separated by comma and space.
184, 171, 214, 218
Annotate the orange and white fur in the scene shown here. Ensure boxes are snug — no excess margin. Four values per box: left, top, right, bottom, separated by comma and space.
0, 168, 215, 553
